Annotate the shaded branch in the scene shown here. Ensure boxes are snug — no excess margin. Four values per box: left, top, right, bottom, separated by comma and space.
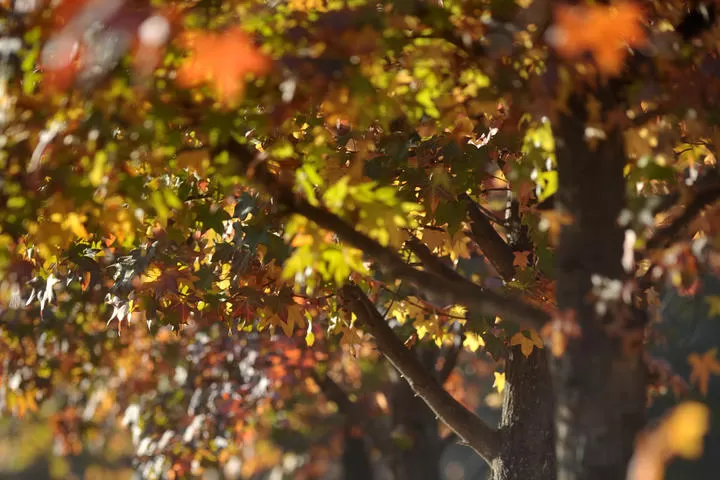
311, 371, 356, 414
436, 323, 465, 384
405, 236, 466, 283
339, 283, 501, 464
646, 170, 720, 250
627, 107, 664, 128
221, 138, 550, 330
310, 371, 394, 453
460, 193, 516, 282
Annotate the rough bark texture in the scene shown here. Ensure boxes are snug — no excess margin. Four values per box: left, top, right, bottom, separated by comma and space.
552, 93, 647, 480
492, 347, 556, 480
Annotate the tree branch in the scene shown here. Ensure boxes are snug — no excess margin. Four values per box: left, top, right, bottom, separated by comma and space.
339, 283, 501, 464
646, 170, 720, 250
436, 323, 465, 384
405, 236, 467, 283
221, 138, 551, 330
460, 193, 516, 282
311, 371, 394, 452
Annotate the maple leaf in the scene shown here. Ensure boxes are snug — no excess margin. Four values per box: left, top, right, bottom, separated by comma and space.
550, 1, 647, 76
510, 329, 544, 358
177, 28, 271, 104
688, 348, 720, 396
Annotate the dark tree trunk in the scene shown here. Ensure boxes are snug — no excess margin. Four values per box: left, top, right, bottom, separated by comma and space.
552, 92, 647, 480
388, 348, 443, 480
342, 426, 375, 480
492, 347, 556, 480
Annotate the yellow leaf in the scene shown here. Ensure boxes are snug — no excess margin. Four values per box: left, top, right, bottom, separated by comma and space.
664, 402, 710, 459
510, 330, 544, 357
463, 332, 485, 352
706, 295, 720, 318
628, 401, 710, 480
493, 372, 505, 393
305, 331, 315, 347
446, 231, 471, 261
142, 266, 162, 284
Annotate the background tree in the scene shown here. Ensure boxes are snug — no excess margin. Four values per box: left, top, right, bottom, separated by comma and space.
1, 1, 720, 479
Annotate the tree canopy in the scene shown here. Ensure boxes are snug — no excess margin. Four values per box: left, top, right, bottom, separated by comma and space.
1, 0, 720, 479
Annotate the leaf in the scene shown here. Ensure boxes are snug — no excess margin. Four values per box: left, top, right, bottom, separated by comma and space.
688, 349, 720, 396
665, 402, 710, 459
493, 372, 505, 393
286, 304, 304, 331
705, 295, 720, 317
551, 2, 647, 75
510, 329, 544, 358
628, 402, 710, 480
177, 27, 271, 104
305, 317, 315, 347
463, 331, 485, 353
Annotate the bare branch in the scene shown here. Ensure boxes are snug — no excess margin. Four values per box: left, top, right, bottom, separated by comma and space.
221, 138, 551, 330
339, 283, 501, 464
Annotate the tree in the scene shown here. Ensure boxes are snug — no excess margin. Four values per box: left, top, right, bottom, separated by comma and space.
1, 0, 719, 479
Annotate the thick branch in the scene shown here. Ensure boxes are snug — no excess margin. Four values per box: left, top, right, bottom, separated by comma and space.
460, 193, 516, 282
221, 138, 551, 330
339, 283, 501, 464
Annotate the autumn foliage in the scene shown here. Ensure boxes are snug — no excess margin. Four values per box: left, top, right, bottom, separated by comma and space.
1, 0, 720, 479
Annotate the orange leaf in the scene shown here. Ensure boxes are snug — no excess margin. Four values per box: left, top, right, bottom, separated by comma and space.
688, 348, 720, 395
551, 2, 647, 75
177, 28, 271, 104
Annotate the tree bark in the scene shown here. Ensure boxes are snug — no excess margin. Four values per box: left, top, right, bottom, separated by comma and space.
492, 347, 556, 480
552, 92, 647, 480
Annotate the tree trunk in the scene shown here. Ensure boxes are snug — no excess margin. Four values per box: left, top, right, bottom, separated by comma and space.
492, 346, 556, 480
342, 426, 375, 480
388, 349, 443, 480
552, 92, 647, 480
